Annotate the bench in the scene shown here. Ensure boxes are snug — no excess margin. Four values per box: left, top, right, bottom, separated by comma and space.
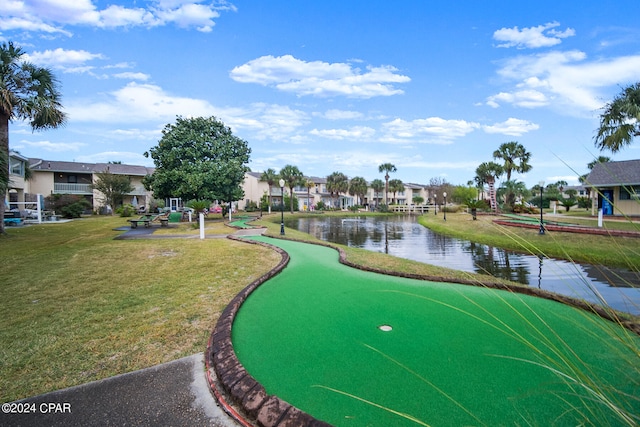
127, 214, 169, 229
128, 218, 152, 229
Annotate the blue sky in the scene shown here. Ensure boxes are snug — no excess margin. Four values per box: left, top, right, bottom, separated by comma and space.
2, 0, 639, 188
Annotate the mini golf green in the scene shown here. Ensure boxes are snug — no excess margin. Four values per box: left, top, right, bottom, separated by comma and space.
232, 236, 640, 426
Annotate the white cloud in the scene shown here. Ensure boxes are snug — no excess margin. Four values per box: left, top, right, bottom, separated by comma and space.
65, 82, 216, 123
493, 22, 575, 49
230, 55, 410, 98
24, 48, 105, 67
309, 126, 375, 140
0, 0, 230, 33
98, 5, 158, 28
486, 90, 549, 108
488, 50, 640, 114
14, 139, 86, 152
112, 72, 150, 81
320, 109, 365, 120
482, 118, 540, 136
155, 3, 219, 32
381, 117, 479, 143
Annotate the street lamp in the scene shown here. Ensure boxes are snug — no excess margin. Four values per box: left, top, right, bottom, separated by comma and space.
539, 181, 545, 235
443, 192, 447, 221
434, 193, 437, 215
279, 178, 285, 236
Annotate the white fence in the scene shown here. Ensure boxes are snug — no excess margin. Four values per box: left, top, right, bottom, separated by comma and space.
5, 194, 44, 224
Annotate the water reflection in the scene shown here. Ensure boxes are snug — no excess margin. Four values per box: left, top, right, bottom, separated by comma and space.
286, 215, 640, 315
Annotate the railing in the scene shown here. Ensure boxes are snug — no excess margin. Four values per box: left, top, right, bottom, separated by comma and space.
392, 204, 434, 213
54, 183, 92, 194
53, 184, 148, 195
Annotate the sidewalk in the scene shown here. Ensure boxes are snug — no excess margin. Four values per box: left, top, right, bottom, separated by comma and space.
1, 354, 238, 427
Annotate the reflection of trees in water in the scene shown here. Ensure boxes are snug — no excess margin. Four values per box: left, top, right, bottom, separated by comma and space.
581, 264, 640, 289
464, 242, 531, 285
425, 231, 451, 255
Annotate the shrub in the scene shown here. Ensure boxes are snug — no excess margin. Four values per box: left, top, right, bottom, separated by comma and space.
576, 196, 592, 210
45, 194, 91, 218
116, 204, 137, 217
245, 200, 259, 212
559, 198, 577, 212
186, 199, 210, 213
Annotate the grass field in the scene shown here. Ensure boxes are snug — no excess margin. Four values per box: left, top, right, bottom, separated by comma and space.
0, 215, 279, 402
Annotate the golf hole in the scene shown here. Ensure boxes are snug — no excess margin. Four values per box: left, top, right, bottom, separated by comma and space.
378, 324, 393, 332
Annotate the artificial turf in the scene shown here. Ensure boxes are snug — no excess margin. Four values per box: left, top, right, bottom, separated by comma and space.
232, 236, 640, 427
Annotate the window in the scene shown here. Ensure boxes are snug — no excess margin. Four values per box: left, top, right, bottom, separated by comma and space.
68, 175, 77, 183
619, 185, 640, 200
9, 158, 24, 176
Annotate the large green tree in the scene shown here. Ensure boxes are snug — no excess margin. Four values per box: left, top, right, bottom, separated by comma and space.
1, 41, 66, 233
595, 82, 640, 153
492, 141, 532, 182
279, 164, 303, 213
378, 163, 397, 206
144, 116, 251, 208
91, 170, 134, 214
326, 171, 349, 209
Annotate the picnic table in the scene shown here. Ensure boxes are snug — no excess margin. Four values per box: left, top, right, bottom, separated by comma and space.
127, 213, 169, 229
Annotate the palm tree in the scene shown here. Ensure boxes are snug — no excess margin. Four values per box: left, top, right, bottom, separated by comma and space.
595, 82, 640, 153
370, 179, 385, 208
326, 171, 349, 209
304, 178, 315, 211
279, 165, 303, 213
1, 41, 66, 233
0, 150, 9, 199
587, 156, 611, 171
260, 168, 278, 213
348, 176, 368, 206
492, 141, 532, 182
389, 179, 404, 205
475, 162, 503, 212
378, 163, 397, 206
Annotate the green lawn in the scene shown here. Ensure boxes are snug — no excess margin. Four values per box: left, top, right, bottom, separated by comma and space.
0, 215, 279, 402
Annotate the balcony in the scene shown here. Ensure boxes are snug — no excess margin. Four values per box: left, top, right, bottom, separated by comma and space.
54, 183, 92, 194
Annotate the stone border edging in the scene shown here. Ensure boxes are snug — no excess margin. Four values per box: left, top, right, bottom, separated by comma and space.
205, 235, 333, 427
205, 233, 640, 427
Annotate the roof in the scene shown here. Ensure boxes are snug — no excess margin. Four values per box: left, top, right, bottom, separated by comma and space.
9, 150, 29, 162
29, 158, 154, 176
585, 159, 640, 187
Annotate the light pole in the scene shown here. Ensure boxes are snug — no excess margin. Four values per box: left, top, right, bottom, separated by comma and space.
279, 178, 285, 236
434, 193, 437, 215
539, 181, 545, 235
443, 192, 447, 221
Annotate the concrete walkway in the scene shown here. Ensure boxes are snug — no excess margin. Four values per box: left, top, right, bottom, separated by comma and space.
2, 354, 237, 427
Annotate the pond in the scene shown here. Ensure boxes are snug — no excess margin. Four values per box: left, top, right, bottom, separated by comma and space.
286, 215, 640, 315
